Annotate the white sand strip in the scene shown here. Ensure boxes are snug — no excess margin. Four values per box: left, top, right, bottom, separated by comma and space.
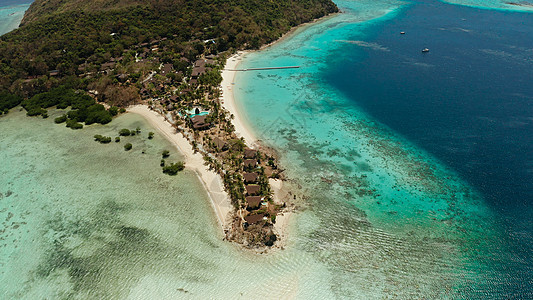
221, 52, 258, 146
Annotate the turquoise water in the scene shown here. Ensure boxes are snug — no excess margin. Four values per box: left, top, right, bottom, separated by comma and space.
1, 0, 531, 298
189, 111, 209, 118
0, 109, 341, 299
0, 1, 31, 36
443, 0, 533, 11
233, 0, 532, 297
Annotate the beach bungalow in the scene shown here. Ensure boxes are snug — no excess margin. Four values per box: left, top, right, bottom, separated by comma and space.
246, 196, 263, 210
245, 184, 261, 196
244, 213, 265, 225
244, 159, 257, 168
194, 59, 206, 68
244, 148, 257, 159
213, 137, 228, 152
140, 88, 150, 98
243, 172, 258, 184
191, 66, 206, 79
190, 115, 211, 130
160, 63, 173, 75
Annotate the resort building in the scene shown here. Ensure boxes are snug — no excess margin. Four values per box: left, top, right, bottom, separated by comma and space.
246, 196, 263, 210
190, 115, 211, 130
245, 184, 261, 196
244, 148, 257, 159
244, 159, 257, 168
244, 213, 265, 225
243, 172, 258, 184
213, 137, 227, 152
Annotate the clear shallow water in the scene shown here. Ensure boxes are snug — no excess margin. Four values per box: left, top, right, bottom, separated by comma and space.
234, 0, 532, 297
0, 110, 338, 298
0, 0, 31, 36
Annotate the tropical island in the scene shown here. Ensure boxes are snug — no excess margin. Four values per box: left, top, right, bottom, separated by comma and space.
0, 0, 338, 249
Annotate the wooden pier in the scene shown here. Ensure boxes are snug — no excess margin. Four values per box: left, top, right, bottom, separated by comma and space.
226, 66, 300, 71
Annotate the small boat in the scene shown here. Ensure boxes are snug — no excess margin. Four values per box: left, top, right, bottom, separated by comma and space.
422, 48, 429, 53
400, 31, 405, 34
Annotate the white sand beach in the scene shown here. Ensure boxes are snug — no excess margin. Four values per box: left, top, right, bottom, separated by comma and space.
128, 105, 232, 230
220, 52, 258, 146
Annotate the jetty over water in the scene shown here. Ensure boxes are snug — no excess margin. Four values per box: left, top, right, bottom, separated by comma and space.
225, 66, 300, 71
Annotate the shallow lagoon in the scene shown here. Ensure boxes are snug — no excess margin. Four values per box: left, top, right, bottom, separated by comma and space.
0, 110, 338, 299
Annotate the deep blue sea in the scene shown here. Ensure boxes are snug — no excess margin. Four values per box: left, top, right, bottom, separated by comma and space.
326, 0, 533, 290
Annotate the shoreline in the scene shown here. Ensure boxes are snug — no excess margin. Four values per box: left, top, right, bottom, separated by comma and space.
127, 105, 233, 231
218, 13, 342, 248
221, 57, 294, 249
220, 11, 340, 146
218, 14, 344, 244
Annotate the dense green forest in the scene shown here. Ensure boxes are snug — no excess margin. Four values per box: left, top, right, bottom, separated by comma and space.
0, 0, 338, 95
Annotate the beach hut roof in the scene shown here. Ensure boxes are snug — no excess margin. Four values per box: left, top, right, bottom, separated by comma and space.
194, 59, 206, 67
100, 62, 116, 71
244, 148, 257, 159
213, 137, 227, 150
244, 159, 257, 167
246, 196, 263, 209
191, 66, 206, 78
243, 172, 258, 183
244, 213, 265, 225
191, 115, 210, 130
245, 184, 261, 196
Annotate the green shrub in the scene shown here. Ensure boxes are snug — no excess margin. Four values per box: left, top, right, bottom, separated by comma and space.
0, 92, 22, 114
264, 233, 277, 247
115, 137, 120, 142
26, 107, 46, 116
162, 150, 170, 158
148, 132, 154, 139
54, 114, 67, 123
162, 161, 185, 175
160, 159, 165, 167
109, 106, 119, 116
94, 134, 111, 143
124, 143, 132, 151
119, 128, 131, 136
21, 87, 113, 125
66, 119, 83, 129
